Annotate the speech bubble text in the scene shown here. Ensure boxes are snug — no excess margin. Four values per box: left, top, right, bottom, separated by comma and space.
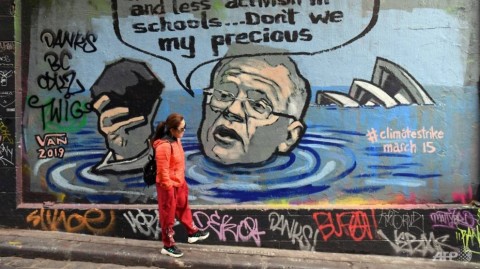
112, 0, 380, 94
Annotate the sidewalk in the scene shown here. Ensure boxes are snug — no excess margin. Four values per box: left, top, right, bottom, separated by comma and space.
0, 228, 477, 269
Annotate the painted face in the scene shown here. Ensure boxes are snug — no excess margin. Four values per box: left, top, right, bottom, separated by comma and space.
92, 94, 159, 161
171, 119, 186, 139
199, 58, 297, 165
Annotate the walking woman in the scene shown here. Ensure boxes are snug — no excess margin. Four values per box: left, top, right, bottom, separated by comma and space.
151, 113, 209, 258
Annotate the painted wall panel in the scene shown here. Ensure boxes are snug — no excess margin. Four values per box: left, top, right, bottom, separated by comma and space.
0, 0, 479, 261
17, 0, 479, 206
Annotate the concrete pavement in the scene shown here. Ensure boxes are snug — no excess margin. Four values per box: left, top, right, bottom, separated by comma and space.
0, 256, 158, 269
0, 228, 477, 269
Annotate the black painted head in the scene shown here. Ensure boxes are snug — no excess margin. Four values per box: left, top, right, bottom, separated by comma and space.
91, 58, 164, 120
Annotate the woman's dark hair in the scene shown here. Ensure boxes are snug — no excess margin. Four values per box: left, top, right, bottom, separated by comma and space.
151, 113, 184, 145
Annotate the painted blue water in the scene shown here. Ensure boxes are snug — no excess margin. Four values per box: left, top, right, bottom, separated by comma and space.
30, 86, 478, 204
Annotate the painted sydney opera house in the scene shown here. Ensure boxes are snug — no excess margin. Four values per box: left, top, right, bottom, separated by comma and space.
316, 57, 435, 108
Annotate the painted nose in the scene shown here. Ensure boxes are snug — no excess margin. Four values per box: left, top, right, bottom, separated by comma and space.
222, 109, 245, 123
222, 98, 246, 123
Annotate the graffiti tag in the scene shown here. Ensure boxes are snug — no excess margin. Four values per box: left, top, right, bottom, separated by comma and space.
378, 209, 424, 232
35, 133, 67, 159
26, 208, 115, 235
312, 210, 377, 242
0, 143, 14, 166
123, 209, 160, 240
193, 210, 265, 246
378, 229, 458, 257
269, 211, 319, 251
430, 209, 477, 230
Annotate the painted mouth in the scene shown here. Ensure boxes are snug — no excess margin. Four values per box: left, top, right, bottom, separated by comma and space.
213, 125, 242, 149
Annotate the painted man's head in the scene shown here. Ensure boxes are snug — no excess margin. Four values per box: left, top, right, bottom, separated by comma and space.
91, 59, 163, 166
198, 53, 311, 165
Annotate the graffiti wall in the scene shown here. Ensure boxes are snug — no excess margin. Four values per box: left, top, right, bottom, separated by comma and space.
18, 0, 479, 206
1, 0, 479, 261
18, 207, 480, 261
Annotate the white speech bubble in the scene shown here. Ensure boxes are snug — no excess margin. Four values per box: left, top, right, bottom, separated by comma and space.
112, 0, 380, 95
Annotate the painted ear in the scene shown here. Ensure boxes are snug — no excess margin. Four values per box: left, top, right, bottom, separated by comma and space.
277, 121, 304, 153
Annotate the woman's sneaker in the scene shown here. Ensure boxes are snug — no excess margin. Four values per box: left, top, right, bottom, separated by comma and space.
188, 230, 210, 243
161, 245, 183, 258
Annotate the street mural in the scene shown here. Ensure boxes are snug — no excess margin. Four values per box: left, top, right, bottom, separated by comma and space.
20, 0, 478, 207
6, 0, 480, 262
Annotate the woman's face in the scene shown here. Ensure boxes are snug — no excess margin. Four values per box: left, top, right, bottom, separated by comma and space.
171, 119, 186, 139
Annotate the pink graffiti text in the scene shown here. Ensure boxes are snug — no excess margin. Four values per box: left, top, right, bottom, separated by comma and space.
192, 210, 265, 246
430, 209, 477, 230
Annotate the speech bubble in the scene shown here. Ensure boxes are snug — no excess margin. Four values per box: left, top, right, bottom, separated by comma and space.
112, 0, 380, 96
